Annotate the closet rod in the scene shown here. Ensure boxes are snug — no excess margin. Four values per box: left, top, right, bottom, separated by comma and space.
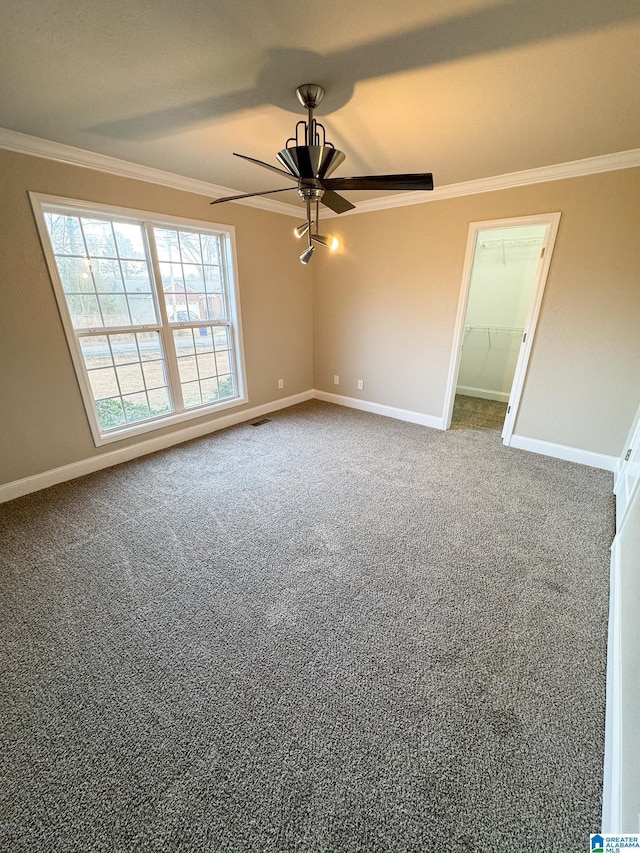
478, 237, 544, 249
464, 325, 524, 333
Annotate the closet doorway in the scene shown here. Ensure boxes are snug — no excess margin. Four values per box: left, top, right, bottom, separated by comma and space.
442, 213, 561, 442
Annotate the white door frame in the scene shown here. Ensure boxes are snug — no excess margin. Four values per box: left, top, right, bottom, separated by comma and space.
442, 212, 562, 445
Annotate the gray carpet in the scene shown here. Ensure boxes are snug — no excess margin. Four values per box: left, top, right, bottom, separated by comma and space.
451, 395, 508, 431
0, 400, 614, 852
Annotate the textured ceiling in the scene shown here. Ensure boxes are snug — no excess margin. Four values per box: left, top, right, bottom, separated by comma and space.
2, 0, 639, 209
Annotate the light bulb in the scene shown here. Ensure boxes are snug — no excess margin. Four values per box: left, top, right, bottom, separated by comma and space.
311, 233, 339, 251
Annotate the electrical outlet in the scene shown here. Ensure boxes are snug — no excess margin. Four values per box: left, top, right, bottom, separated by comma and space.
278, 378, 284, 389
357, 379, 364, 390
333, 374, 340, 385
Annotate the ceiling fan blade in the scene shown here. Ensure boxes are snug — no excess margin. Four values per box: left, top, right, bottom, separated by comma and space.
233, 153, 298, 181
210, 186, 296, 205
320, 190, 356, 214
323, 173, 434, 191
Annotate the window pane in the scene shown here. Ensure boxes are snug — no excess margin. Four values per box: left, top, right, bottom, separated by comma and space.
183, 263, 205, 292
122, 260, 151, 292
122, 392, 151, 423
177, 355, 198, 382
204, 294, 226, 321
57, 256, 94, 293
113, 222, 146, 260
196, 352, 216, 378
137, 331, 163, 361
200, 378, 218, 404
215, 350, 231, 374
213, 327, 230, 349
95, 397, 126, 430
45, 213, 86, 256
93, 258, 124, 293
142, 360, 166, 389
98, 294, 130, 327
116, 363, 144, 395
204, 264, 223, 292
80, 335, 112, 369
154, 228, 180, 262
82, 218, 117, 257
217, 375, 235, 399
159, 261, 182, 290
179, 231, 201, 262
171, 327, 195, 356
68, 294, 101, 328
182, 381, 202, 408
200, 376, 234, 403
200, 234, 221, 265
88, 367, 120, 400
109, 333, 139, 365
148, 387, 171, 416
128, 294, 156, 325
193, 327, 214, 352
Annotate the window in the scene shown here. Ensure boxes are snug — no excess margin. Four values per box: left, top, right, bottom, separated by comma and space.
31, 194, 246, 446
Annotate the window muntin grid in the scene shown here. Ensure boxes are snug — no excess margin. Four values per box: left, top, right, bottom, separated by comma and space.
36, 198, 244, 445
44, 213, 156, 329
155, 227, 227, 323
79, 332, 171, 430
173, 325, 235, 408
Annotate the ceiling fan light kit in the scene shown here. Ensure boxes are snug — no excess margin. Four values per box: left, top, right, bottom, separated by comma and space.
299, 244, 315, 265
312, 233, 339, 251
210, 84, 434, 263
293, 221, 310, 239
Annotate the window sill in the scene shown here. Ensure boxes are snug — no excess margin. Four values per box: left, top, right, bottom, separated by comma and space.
93, 393, 248, 446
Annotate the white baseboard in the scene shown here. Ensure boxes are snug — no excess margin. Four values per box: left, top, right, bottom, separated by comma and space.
602, 535, 622, 833
313, 389, 445, 430
456, 385, 510, 403
509, 434, 617, 472
2, 391, 619, 501
0, 390, 314, 504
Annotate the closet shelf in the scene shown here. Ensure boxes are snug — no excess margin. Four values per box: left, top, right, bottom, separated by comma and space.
463, 325, 524, 348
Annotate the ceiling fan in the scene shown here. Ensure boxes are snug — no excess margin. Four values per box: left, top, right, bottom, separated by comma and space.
210, 84, 434, 263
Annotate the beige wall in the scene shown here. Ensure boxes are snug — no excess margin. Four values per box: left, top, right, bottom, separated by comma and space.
2, 149, 639, 488
314, 168, 640, 456
0, 148, 313, 485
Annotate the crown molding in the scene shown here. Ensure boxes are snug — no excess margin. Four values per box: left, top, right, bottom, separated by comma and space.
0, 126, 302, 218
2, 125, 639, 219
324, 147, 640, 217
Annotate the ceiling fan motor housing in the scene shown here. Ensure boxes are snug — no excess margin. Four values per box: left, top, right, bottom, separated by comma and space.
277, 145, 345, 181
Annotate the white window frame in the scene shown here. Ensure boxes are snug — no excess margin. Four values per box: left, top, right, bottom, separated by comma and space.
30, 193, 247, 446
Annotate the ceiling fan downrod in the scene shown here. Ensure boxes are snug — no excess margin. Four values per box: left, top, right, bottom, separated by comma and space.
295, 83, 325, 147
